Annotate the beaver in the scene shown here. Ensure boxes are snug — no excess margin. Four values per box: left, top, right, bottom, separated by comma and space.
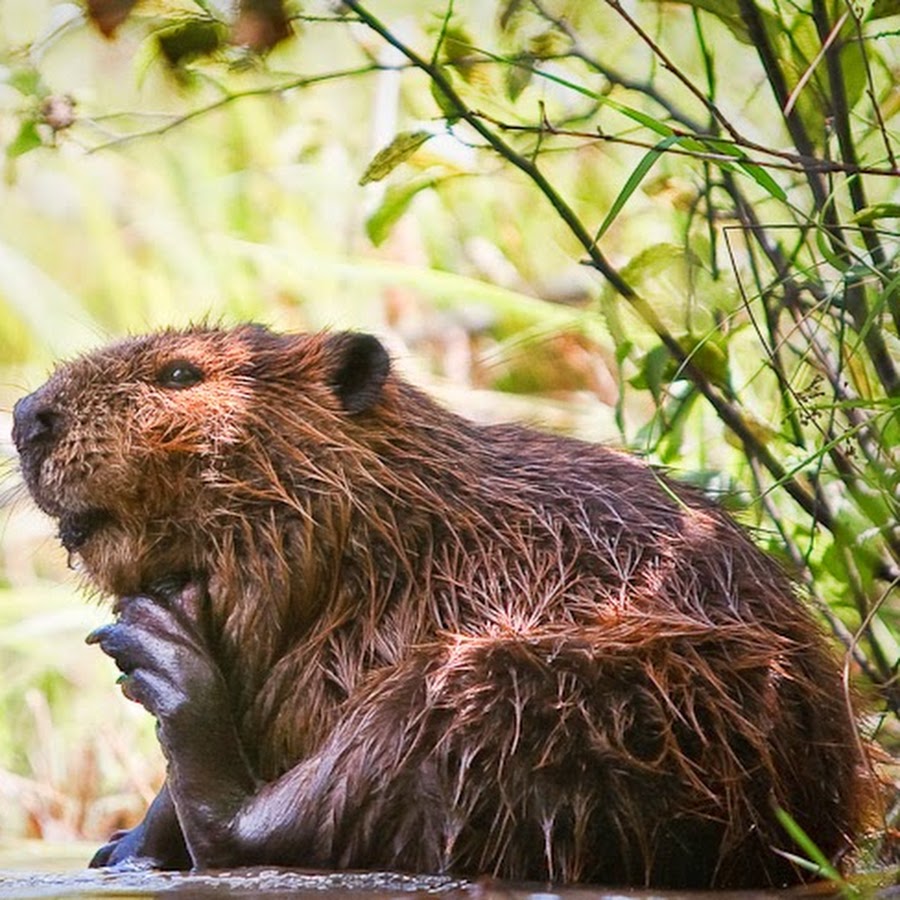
12, 323, 869, 887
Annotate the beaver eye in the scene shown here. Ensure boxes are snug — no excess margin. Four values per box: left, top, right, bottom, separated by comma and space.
156, 360, 204, 389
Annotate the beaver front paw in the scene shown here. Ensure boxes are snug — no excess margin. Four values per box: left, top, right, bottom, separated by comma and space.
86, 583, 227, 732
86, 584, 256, 867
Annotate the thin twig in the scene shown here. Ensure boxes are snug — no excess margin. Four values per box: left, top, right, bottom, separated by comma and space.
84, 64, 403, 153
602, 0, 746, 145
812, 0, 886, 268
784, 10, 848, 116
466, 112, 900, 179
747, 458, 886, 693
736, 0, 830, 210
528, 0, 707, 134
851, 11, 897, 171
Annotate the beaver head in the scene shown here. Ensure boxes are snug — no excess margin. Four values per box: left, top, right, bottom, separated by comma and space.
12, 324, 391, 597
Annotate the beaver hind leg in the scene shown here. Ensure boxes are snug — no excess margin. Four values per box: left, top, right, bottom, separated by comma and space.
233, 621, 860, 888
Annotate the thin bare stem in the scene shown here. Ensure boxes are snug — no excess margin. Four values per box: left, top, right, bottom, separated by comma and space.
602, 0, 746, 144
85, 65, 401, 153
466, 112, 900, 179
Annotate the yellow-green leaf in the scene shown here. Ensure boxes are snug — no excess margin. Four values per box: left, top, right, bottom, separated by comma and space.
359, 131, 434, 186
365, 177, 438, 245
430, 71, 461, 122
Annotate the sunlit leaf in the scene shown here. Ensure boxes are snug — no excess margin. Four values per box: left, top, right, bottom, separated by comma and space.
649, 0, 781, 45
359, 131, 434, 185
815, 224, 852, 272
505, 56, 533, 101
459, 42, 679, 138
5, 66, 47, 99
533, 28, 567, 56
703, 139, 787, 201
851, 203, 900, 224
629, 344, 673, 401
869, 0, 900, 18
735, 160, 786, 201
439, 25, 477, 82
6, 120, 42, 159
366, 177, 439, 245
498, 0, 526, 31
603, 98, 674, 137
677, 334, 730, 390
723, 416, 780, 450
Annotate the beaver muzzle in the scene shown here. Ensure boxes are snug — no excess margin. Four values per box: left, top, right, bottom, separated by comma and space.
13, 389, 61, 500
13, 389, 111, 552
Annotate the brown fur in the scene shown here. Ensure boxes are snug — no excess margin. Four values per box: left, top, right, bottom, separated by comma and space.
15, 324, 870, 887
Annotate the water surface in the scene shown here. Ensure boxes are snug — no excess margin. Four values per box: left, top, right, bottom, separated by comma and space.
0, 844, 894, 900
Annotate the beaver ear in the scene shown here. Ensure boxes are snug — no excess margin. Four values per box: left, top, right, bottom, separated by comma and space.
325, 333, 391, 414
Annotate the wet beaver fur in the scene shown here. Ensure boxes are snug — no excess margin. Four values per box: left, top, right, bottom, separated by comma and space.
13, 324, 868, 887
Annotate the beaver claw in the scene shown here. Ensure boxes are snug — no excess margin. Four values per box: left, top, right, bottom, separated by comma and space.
86, 584, 224, 726
89, 830, 167, 870
88, 784, 190, 870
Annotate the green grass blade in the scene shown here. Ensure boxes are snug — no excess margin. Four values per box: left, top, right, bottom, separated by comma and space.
595, 135, 682, 242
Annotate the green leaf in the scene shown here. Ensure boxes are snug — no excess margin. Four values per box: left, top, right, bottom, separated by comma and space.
460, 43, 675, 137
628, 334, 730, 400
439, 25, 477, 82
869, 0, 900, 19
499, 0, 526, 30
851, 203, 900, 225
703, 139, 787, 201
602, 98, 674, 138
595, 135, 682, 242
359, 131, 434, 186
621, 242, 692, 283
815, 223, 852, 273
677, 333, 730, 390
6, 119, 42, 159
629, 344, 673, 401
505, 55, 533, 101
430, 72, 461, 122
365, 176, 438, 245
5, 66, 47, 99
735, 159, 786, 201
773, 807, 852, 889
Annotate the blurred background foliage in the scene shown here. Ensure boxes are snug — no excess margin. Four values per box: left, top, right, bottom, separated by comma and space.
0, 0, 898, 873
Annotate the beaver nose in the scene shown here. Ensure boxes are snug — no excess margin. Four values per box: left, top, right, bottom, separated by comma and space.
12, 391, 62, 450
